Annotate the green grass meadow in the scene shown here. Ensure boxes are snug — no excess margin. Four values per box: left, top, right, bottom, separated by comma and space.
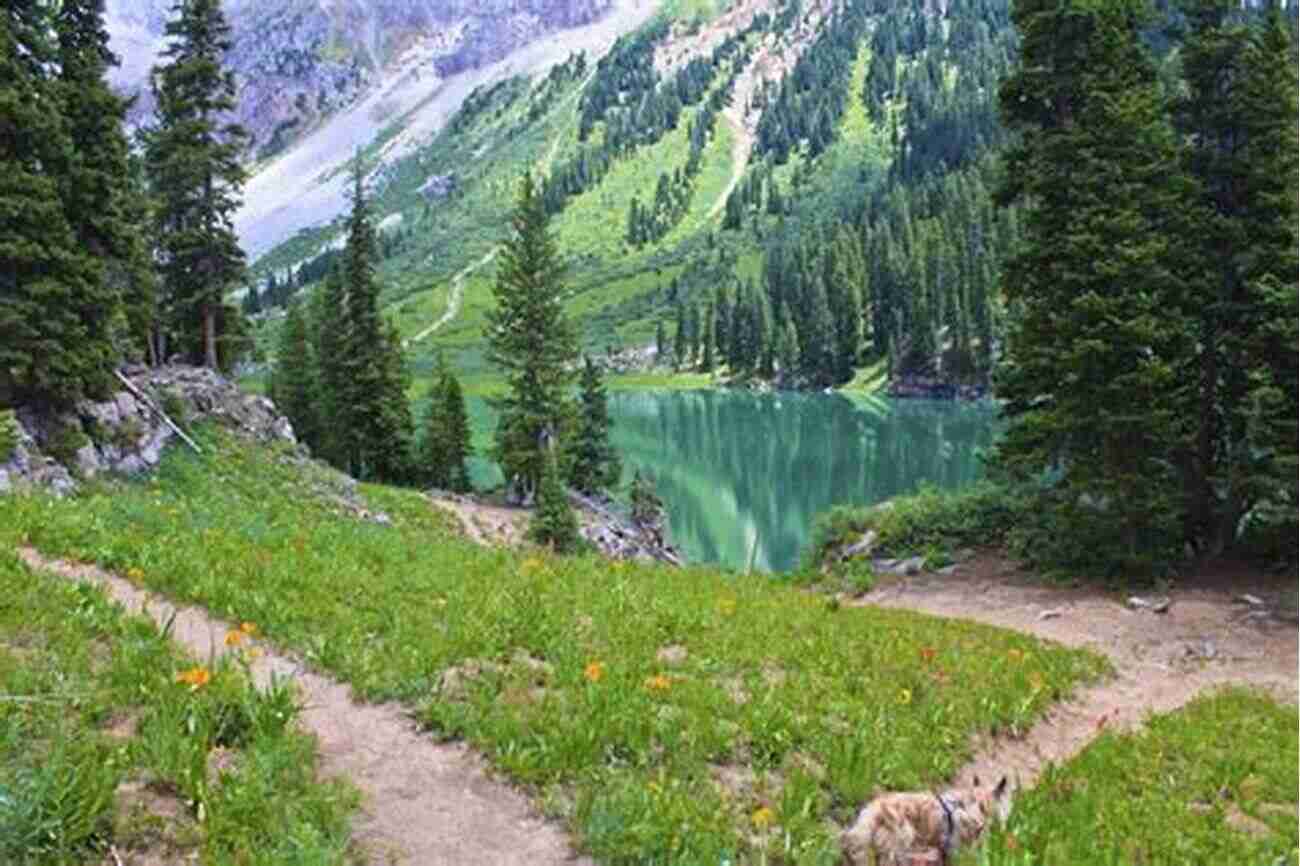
0, 548, 357, 865
975, 689, 1299, 865
0, 428, 1110, 865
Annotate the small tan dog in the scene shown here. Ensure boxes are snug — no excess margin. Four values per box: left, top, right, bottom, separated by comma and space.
841, 775, 1011, 866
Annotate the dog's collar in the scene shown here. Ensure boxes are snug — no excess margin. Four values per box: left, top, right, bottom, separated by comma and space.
935, 793, 956, 851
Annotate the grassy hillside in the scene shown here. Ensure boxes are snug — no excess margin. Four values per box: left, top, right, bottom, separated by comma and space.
0, 427, 1110, 864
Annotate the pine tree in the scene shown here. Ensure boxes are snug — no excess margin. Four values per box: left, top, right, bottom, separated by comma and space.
146, 0, 248, 370
1175, 0, 1299, 551
441, 372, 473, 493
312, 264, 349, 467
371, 318, 415, 482
672, 300, 687, 368
487, 173, 579, 502
55, 0, 137, 366
996, 0, 1194, 567
269, 303, 319, 451
420, 355, 472, 492
567, 356, 621, 494
528, 449, 580, 553
699, 306, 715, 372
0, 5, 119, 407
655, 318, 667, 365
324, 158, 414, 481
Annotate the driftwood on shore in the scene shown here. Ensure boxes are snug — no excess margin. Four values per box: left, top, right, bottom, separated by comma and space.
568, 489, 683, 566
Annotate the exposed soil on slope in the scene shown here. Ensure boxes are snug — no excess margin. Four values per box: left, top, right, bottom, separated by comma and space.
854, 554, 1298, 793
19, 548, 589, 866
429, 495, 530, 547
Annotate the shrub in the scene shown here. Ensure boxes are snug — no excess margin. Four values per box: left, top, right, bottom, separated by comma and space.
803, 482, 1026, 571
45, 421, 90, 470
528, 455, 580, 552
160, 388, 189, 426
0, 409, 17, 464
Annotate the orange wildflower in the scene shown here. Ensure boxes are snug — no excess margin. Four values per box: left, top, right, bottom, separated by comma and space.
224, 629, 246, 646
175, 666, 212, 689
644, 673, 672, 692
240, 622, 257, 636
583, 661, 605, 683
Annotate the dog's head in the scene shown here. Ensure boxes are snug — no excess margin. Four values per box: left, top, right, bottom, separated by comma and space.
952, 775, 1011, 841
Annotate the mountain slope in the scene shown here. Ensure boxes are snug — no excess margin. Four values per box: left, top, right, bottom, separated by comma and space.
243, 0, 1018, 398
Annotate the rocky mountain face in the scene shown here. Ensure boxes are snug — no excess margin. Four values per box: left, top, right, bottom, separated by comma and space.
106, 0, 614, 157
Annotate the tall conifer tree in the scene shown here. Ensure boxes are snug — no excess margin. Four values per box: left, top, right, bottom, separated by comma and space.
0, 5, 116, 407
996, 0, 1193, 565
146, 0, 247, 370
487, 173, 578, 502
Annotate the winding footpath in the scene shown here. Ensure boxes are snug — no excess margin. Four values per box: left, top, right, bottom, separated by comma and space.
17, 547, 589, 866
407, 248, 499, 346
857, 555, 1298, 794
15, 542, 1296, 861
707, 111, 754, 221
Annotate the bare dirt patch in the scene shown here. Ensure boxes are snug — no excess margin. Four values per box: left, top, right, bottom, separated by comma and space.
854, 554, 1298, 792
19, 548, 589, 866
429, 495, 529, 547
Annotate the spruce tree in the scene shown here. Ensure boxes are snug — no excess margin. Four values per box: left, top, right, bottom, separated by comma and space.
672, 300, 687, 368
270, 303, 319, 451
420, 356, 472, 492
337, 158, 413, 482
655, 319, 667, 365
699, 308, 715, 373
146, 0, 248, 370
0, 5, 118, 407
996, 0, 1193, 567
55, 0, 137, 364
1176, 0, 1299, 551
567, 356, 621, 494
441, 372, 473, 493
528, 449, 580, 553
486, 173, 579, 502
312, 264, 349, 467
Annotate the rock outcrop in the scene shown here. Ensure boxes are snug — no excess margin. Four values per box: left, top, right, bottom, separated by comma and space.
107, 0, 615, 153
0, 365, 296, 497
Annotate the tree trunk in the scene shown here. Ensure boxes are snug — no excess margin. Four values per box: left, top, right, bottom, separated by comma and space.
203, 303, 217, 370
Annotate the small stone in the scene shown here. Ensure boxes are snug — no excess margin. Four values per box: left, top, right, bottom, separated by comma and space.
1127, 596, 1151, 610
1038, 607, 1064, 621
1236, 593, 1266, 607
1150, 597, 1171, 614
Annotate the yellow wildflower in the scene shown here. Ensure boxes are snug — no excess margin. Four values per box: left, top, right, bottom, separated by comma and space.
126, 567, 144, 581
224, 629, 246, 646
751, 806, 775, 830
717, 597, 737, 617
521, 556, 545, 576
897, 687, 912, 705
644, 673, 672, 692
583, 661, 605, 683
175, 666, 212, 690
239, 622, 257, 636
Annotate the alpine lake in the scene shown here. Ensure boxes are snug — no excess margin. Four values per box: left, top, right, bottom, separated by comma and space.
467, 389, 1001, 573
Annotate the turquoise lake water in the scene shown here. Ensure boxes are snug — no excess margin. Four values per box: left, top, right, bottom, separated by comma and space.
467, 390, 1000, 572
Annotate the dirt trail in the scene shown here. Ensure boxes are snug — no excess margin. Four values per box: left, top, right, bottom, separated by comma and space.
17, 547, 589, 866
856, 555, 1298, 793
430, 496, 528, 547
707, 111, 753, 220
408, 248, 499, 345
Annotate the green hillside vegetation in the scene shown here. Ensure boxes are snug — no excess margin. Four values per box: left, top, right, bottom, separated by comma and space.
245, 0, 1018, 395
0, 428, 1110, 864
